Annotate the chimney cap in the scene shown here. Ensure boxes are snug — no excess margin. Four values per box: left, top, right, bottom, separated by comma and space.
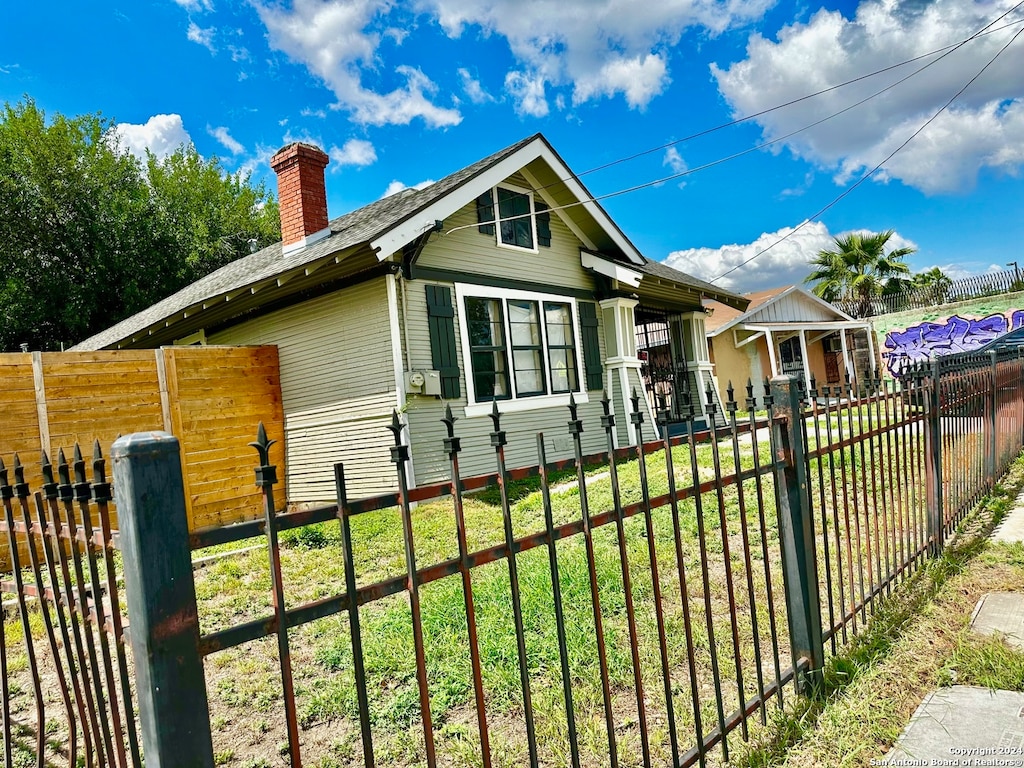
270, 142, 329, 172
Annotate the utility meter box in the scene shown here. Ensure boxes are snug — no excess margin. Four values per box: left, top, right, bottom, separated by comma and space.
405, 370, 442, 396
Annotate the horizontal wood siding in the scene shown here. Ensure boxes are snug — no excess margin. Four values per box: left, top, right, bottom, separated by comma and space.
42, 350, 165, 456
164, 345, 285, 530
748, 293, 836, 324
208, 277, 398, 502
0, 346, 283, 569
416, 174, 597, 293
403, 280, 608, 484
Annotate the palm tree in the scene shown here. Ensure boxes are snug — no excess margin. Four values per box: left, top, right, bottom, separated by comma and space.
911, 267, 952, 305
804, 230, 915, 317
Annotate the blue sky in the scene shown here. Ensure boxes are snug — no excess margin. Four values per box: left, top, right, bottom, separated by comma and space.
2, 0, 1022, 293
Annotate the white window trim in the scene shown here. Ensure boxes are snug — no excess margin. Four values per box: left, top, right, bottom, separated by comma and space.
455, 283, 590, 418
487, 183, 540, 255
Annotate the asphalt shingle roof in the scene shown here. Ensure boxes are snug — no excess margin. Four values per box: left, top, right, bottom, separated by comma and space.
635, 259, 748, 309
74, 132, 747, 349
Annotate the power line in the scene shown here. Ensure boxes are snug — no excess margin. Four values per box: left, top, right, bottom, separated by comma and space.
577, 9, 1024, 179
711, 21, 1024, 285
446, 6, 1024, 239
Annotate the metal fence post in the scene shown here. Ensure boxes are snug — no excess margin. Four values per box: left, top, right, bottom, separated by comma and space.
924, 359, 944, 555
769, 375, 824, 695
987, 350, 998, 487
111, 432, 214, 768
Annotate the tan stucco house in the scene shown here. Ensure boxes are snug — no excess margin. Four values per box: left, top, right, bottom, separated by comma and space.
705, 285, 875, 406
75, 134, 746, 503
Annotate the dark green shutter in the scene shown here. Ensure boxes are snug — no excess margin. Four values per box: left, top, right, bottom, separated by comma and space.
426, 285, 461, 399
475, 192, 495, 235
536, 201, 551, 247
579, 301, 603, 390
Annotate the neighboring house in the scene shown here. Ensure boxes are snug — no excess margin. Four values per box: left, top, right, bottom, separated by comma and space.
75, 134, 747, 504
705, 285, 876, 405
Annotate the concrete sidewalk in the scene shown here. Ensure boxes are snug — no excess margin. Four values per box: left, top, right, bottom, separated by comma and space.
882, 494, 1024, 765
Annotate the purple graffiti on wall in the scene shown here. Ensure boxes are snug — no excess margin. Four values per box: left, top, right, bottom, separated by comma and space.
883, 311, 1024, 375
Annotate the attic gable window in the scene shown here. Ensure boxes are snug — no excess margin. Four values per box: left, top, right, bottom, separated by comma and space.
474, 185, 551, 252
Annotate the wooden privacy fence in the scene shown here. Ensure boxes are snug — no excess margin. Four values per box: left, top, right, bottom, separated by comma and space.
0, 346, 284, 568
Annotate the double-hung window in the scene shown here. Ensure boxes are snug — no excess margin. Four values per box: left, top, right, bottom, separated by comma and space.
475, 184, 551, 252
457, 284, 586, 415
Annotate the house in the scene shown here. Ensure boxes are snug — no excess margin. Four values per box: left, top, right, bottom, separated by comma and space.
705, 285, 876, 405
75, 134, 747, 504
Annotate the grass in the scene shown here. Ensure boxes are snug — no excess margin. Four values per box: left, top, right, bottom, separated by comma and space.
731, 453, 1024, 767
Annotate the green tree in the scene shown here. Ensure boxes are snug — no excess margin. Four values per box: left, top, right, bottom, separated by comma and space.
0, 98, 279, 351
146, 146, 279, 285
804, 230, 915, 318
910, 266, 952, 305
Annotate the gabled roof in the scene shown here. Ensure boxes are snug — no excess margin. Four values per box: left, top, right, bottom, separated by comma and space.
74, 133, 745, 350
705, 284, 854, 337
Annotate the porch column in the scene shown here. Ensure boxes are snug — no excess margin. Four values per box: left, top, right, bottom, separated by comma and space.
599, 296, 646, 446
839, 328, 852, 382
798, 329, 812, 391
681, 310, 716, 419
865, 322, 878, 375
765, 328, 778, 376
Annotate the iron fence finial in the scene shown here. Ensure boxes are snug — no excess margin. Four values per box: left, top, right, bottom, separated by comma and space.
705, 380, 717, 417
441, 403, 462, 456
92, 440, 112, 503
249, 422, 277, 466
441, 403, 458, 436
12, 453, 28, 499
629, 388, 644, 427
41, 450, 58, 500
600, 390, 615, 431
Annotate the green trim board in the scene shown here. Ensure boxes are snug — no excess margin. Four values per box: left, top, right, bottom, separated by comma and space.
409, 266, 599, 301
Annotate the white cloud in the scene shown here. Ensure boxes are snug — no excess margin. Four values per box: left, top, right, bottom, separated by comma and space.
207, 125, 244, 155
329, 138, 377, 169
663, 146, 687, 174
301, 107, 327, 118
458, 67, 494, 104
422, 0, 772, 109
381, 179, 435, 198
227, 44, 251, 62
572, 54, 669, 109
113, 114, 192, 162
187, 22, 216, 52
173, 0, 213, 10
254, 0, 461, 128
712, 0, 1024, 194
505, 70, 548, 117
663, 221, 918, 294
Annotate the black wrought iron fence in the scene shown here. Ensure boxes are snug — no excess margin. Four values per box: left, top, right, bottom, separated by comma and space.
2, 345, 1023, 768
0, 444, 140, 768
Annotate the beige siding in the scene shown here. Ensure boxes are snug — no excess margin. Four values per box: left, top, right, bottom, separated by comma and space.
401, 278, 609, 484
208, 277, 398, 501
416, 173, 598, 293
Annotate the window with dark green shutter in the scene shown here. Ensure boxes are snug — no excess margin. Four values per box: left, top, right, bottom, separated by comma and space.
475, 192, 495, 235
425, 285, 461, 399
578, 301, 603, 391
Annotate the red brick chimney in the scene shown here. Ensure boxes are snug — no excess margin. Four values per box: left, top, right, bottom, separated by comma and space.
271, 142, 331, 254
